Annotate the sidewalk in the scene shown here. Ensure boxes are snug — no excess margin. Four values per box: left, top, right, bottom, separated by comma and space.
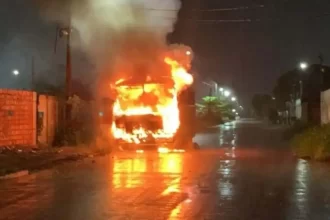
0, 145, 111, 179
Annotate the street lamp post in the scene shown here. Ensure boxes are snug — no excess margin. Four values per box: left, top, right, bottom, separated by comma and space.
219, 87, 224, 96
55, 24, 73, 126
298, 61, 308, 99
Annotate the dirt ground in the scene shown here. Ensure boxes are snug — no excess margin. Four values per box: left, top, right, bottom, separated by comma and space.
0, 145, 110, 177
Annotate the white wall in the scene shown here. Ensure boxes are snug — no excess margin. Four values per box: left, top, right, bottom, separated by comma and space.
321, 89, 330, 124
295, 99, 302, 119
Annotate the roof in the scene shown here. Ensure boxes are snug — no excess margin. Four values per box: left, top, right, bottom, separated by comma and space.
115, 76, 174, 87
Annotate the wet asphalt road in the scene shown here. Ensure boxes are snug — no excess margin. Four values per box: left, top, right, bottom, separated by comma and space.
1, 119, 330, 220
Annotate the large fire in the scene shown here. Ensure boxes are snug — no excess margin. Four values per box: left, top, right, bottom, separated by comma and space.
111, 56, 193, 144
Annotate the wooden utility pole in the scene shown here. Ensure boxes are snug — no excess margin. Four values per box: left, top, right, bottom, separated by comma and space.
31, 56, 35, 90
319, 53, 324, 65
54, 24, 73, 127
65, 25, 72, 106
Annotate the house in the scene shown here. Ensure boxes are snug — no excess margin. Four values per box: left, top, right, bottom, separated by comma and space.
301, 64, 330, 124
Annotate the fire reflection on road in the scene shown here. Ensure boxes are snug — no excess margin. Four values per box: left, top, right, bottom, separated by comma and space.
112, 156, 147, 188
111, 153, 184, 189
110, 152, 188, 219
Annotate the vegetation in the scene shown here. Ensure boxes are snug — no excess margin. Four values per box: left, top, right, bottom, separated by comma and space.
273, 69, 299, 111
283, 120, 310, 140
53, 95, 96, 147
251, 93, 278, 121
291, 124, 330, 161
35, 78, 97, 147
196, 96, 235, 127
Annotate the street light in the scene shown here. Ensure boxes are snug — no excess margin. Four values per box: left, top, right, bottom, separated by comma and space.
224, 90, 231, 97
299, 62, 308, 70
232, 109, 236, 112
219, 87, 224, 92
231, 97, 236, 102
12, 69, 19, 75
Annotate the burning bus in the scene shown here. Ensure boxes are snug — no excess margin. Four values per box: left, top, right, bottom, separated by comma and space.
110, 55, 195, 151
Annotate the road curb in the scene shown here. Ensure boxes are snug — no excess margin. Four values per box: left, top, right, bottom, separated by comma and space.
0, 170, 29, 180
0, 150, 111, 180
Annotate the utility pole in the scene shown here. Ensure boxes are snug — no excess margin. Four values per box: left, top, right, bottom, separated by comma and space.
319, 53, 324, 65
31, 56, 35, 90
54, 24, 73, 126
65, 26, 72, 103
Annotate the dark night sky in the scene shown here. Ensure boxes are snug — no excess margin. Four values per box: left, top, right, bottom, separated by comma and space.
1, 0, 330, 106
170, 0, 330, 106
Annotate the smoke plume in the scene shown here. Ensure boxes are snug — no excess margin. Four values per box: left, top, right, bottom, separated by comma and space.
37, 1, 179, 64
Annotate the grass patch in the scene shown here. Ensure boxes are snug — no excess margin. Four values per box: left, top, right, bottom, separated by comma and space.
283, 120, 311, 140
291, 124, 330, 160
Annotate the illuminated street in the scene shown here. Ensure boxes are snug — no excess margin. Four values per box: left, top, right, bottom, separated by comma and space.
1, 119, 330, 219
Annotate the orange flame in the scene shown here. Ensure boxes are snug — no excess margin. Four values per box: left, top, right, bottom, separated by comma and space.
111, 57, 193, 144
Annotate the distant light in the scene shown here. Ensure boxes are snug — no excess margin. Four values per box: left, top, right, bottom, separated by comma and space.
232, 109, 236, 112
224, 90, 231, 97
236, 112, 239, 115
231, 97, 236, 102
300, 62, 308, 70
186, 50, 191, 55
240, 105, 243, 109
219, 87, 224, 92
99, 112, 104, 117
12, 69, 19, 75
272, 97, 276, 100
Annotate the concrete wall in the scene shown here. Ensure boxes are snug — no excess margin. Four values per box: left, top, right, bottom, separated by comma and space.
0, 89, 36, 146
37, 95, 60, 146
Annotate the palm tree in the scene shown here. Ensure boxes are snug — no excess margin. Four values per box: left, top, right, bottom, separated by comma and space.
197, 96, 234, 124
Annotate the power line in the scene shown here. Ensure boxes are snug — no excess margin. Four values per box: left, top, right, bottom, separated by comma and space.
193, 19, 259, 23
156, 16, 261, 23
142, 4, 265, 12
193, 5, 265, 12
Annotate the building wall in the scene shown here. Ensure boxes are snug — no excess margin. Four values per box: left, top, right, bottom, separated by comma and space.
295, 99, 302, 119
321, 89, 330, 124
0, 89, 36, 146
37, 95, 60, 146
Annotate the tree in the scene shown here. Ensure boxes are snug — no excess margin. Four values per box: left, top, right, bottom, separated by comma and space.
34, 77, 93, 100
273, 69, 299, 110
34, 80, 64, 96
251, 94, 272, 117
197, 96, 235, 124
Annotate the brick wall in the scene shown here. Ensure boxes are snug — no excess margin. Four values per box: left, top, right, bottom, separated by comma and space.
0, 89, 36, 146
